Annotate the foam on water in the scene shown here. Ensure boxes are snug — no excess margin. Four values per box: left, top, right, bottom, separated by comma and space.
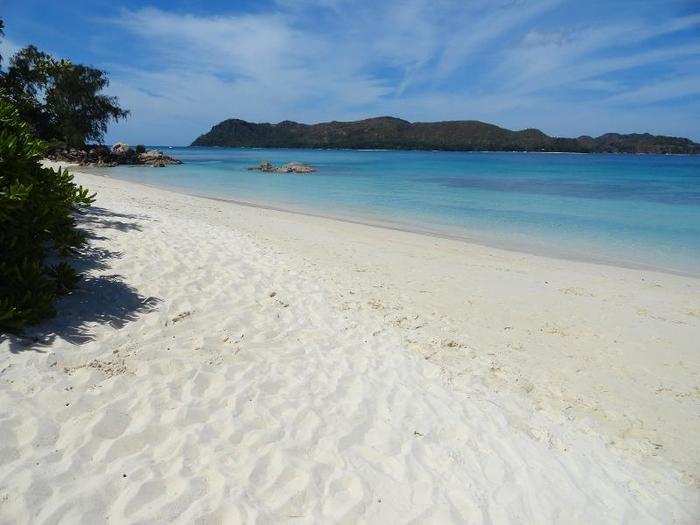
99, 148, 700, 276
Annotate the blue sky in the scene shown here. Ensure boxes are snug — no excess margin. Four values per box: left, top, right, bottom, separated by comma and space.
2, 0, 699, 144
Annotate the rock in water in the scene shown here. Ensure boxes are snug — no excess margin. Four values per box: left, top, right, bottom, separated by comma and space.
246, 161, 276, 172
279, 162, 315, 173
138, 149, 183, 167
247, 161, 315, 174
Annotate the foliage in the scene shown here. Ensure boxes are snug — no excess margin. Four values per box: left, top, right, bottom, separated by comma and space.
192, 116, 700, 154
46, 61, 129, 146
0, 46, 55, 140
135, 144, 146, 154
0, 100, 94, 333
0, 43, 129, 147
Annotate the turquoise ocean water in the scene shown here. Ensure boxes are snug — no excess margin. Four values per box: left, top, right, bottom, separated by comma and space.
100, 148, 700, 276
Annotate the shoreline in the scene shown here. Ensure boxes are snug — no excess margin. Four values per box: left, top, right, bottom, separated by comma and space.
2, 165, 697, 521
78, 163, 700, 279
48, 164, 700, 469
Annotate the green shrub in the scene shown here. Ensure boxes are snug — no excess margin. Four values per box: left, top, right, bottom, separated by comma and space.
135, 144, 146, 154
0, 100, 94, 333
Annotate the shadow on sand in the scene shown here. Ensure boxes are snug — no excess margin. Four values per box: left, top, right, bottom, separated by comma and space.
2, 206, 161, 353
79, 206, 149, 234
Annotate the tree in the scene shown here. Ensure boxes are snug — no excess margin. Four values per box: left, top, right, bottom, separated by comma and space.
0, 41, 128, 147
0, 46, 55, 140
46, 61, 129, 146
0, 100, 94, 332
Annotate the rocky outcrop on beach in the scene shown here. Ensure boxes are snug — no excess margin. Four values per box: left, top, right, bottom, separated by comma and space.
247, 161, 316, 174
135, 148, 183, 167
192, 116, 700, 154
111, 142, 131, 156
48, 143, 183, 167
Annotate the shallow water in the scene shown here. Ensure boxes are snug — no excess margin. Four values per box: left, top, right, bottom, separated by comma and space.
99, 147, 700, 276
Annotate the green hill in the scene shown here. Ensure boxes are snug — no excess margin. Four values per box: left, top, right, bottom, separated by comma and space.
192, 116, 700, 154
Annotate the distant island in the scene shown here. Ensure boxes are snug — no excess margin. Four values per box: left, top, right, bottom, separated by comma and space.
191, 116, 700, 154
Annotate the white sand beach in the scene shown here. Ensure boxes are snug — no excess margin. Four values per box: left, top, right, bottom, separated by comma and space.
1, 166, 699, 523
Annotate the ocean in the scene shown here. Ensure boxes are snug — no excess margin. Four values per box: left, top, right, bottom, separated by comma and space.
99, 147, 700, 276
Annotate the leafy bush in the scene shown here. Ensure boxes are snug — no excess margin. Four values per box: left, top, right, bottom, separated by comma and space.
135, 144, 146, 154
0, 100, 94, 333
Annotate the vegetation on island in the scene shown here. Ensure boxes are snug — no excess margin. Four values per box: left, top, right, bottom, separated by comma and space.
0, 18, 123, 332
192, 116, 700, 154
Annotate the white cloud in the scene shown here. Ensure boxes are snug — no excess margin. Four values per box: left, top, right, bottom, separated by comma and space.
434, 0, 563, 78
105, 6, 399, 143
98, 2, 700, 143
502, 43, 700, 97
604, 75, 700, 105
491, 13, 700, 95
0, 35, 21, 66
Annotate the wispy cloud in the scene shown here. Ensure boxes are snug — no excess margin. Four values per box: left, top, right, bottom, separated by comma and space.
82, 1, 700, 143
434, 0, 563, 78
0, 36, 21, 66
112, 7, 392, 107
604, 75, 700, 105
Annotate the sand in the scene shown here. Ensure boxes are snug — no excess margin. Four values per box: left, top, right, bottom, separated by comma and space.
0, 166, 698, 523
